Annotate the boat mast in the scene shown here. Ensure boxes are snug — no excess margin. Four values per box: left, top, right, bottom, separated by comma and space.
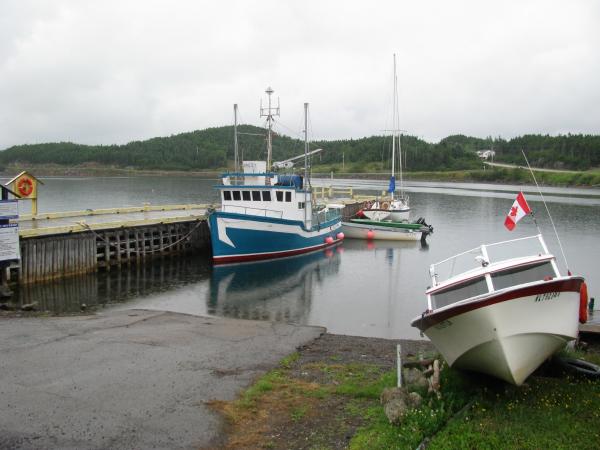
304, 102, 309, 225
394, 53, 404, 199
391, 54, 397, 201
233, 104, 239, 176
260, 86, 280, 170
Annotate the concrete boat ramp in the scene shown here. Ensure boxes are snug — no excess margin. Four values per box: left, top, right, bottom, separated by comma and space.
0, 310, 324, 449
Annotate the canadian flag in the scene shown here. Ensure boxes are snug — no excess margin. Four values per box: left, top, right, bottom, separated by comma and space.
504, 192, 532, 231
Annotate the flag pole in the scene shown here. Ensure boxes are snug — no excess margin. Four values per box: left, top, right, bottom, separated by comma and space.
521, 149, 570, 273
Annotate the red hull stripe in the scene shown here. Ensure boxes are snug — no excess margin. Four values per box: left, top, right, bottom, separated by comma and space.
213, 240, 340, 264
412, 277, 584, 331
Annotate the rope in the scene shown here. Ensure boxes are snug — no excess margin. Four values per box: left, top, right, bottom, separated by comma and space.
521, 149, 570, 271
76, 220, 204, 255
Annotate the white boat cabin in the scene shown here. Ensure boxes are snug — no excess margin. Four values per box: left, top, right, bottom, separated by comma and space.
218, 161, 313, 225
426, 235, 561, 311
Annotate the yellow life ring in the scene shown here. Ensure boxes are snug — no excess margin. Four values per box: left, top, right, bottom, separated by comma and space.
381, 202, 390, 210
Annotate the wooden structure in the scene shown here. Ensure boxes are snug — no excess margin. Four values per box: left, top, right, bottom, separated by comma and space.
17, 220, 209, 283
7, 204, 210, 284
5, 171, 43, 215
5, 200, 364, 285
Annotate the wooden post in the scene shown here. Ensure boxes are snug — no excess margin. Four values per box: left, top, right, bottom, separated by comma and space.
0, 187, 11, 296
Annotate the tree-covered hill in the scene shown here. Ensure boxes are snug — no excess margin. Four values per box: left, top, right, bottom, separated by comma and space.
0, 127, 598, 173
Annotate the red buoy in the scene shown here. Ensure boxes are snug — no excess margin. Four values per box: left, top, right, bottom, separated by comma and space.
579, 281, 588, 324
366, 230, 375, 240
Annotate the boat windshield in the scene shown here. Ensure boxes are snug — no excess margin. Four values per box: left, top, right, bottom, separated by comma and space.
491, 261, 555, 291
431, 235, 550, 285
431, 276, 488, 309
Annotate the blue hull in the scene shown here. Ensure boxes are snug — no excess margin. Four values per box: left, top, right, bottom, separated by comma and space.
208, 211, 342, 263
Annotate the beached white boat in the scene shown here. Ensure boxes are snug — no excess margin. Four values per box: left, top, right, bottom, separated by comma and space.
411, 234, 588, 385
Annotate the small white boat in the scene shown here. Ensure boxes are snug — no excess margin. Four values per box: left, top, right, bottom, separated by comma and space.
342, 218, 432, 242
411, 234, 588, 385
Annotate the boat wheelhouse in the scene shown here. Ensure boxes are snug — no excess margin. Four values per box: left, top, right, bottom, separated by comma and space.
411, 234, 587, 385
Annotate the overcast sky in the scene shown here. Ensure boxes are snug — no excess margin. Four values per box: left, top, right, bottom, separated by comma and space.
1, 0, 598, 149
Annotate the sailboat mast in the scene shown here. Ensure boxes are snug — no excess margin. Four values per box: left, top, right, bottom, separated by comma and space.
391, 54, 397, 201
393, 54, 404, 198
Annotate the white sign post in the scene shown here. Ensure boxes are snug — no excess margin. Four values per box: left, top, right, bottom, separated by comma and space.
0, 224, 20, 262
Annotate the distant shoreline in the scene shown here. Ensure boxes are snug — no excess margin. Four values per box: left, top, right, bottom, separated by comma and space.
1, 165, 599, 187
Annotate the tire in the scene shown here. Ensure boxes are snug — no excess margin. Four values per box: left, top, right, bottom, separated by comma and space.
554, 356, 600, 378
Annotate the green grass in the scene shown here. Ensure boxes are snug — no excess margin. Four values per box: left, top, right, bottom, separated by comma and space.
428, 376, 600, 450
221, 349, 600, 449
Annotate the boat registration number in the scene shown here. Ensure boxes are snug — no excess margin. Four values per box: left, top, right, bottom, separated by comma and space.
534, 292, 559, 302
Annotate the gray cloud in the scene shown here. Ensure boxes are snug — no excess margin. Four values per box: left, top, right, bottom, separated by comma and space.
1, 0, 598, 149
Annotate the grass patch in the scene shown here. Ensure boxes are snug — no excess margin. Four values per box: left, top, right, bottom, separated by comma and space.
214, 341, 600, 449
428, 375, 600, 450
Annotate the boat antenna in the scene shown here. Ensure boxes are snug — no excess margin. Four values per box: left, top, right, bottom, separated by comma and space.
260, 86, 280, 170
521, 149, 570, 273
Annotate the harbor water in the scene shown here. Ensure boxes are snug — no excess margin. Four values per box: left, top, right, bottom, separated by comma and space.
4, 176, 599, 340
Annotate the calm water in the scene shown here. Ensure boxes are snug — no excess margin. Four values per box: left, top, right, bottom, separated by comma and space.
4, 176, 600, 340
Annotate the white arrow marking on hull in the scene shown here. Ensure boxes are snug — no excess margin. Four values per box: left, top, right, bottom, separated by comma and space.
217, 217, 235, 247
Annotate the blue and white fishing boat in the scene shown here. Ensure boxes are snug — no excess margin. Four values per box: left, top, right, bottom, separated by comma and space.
208, 88, 343, 264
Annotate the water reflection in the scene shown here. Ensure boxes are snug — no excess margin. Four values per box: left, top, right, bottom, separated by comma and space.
9, 254, 212, 314
207, 249, 342, 323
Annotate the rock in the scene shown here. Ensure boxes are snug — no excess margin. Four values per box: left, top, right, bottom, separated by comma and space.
21, 302, 38, 312
380, 386, 406, 405
407, 391, 423, 408
380, 387, 423, 424
403, 367, 428, 389
384, 397, 409, 424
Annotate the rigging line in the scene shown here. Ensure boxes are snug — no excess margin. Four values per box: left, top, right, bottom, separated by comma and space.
521, 149, 570, 272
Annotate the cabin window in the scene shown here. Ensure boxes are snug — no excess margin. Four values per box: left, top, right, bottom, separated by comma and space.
232, 191, 241, 201
298, 202, 305, 209
285, 191, 292, 202
252, 191, 261, 201
276, 191, 284, 202
223, 191, 232, 201
491, 261, 555, 291
242, 191, 251, 201
431, 276, 488, 309
262, 191, 271, 201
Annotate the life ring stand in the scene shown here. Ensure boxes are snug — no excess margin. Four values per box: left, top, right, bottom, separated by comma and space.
17, 177, 34, 197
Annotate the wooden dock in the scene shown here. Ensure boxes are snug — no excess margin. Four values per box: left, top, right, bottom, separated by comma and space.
9, 204, 211, 284
5, 198, 366, 285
